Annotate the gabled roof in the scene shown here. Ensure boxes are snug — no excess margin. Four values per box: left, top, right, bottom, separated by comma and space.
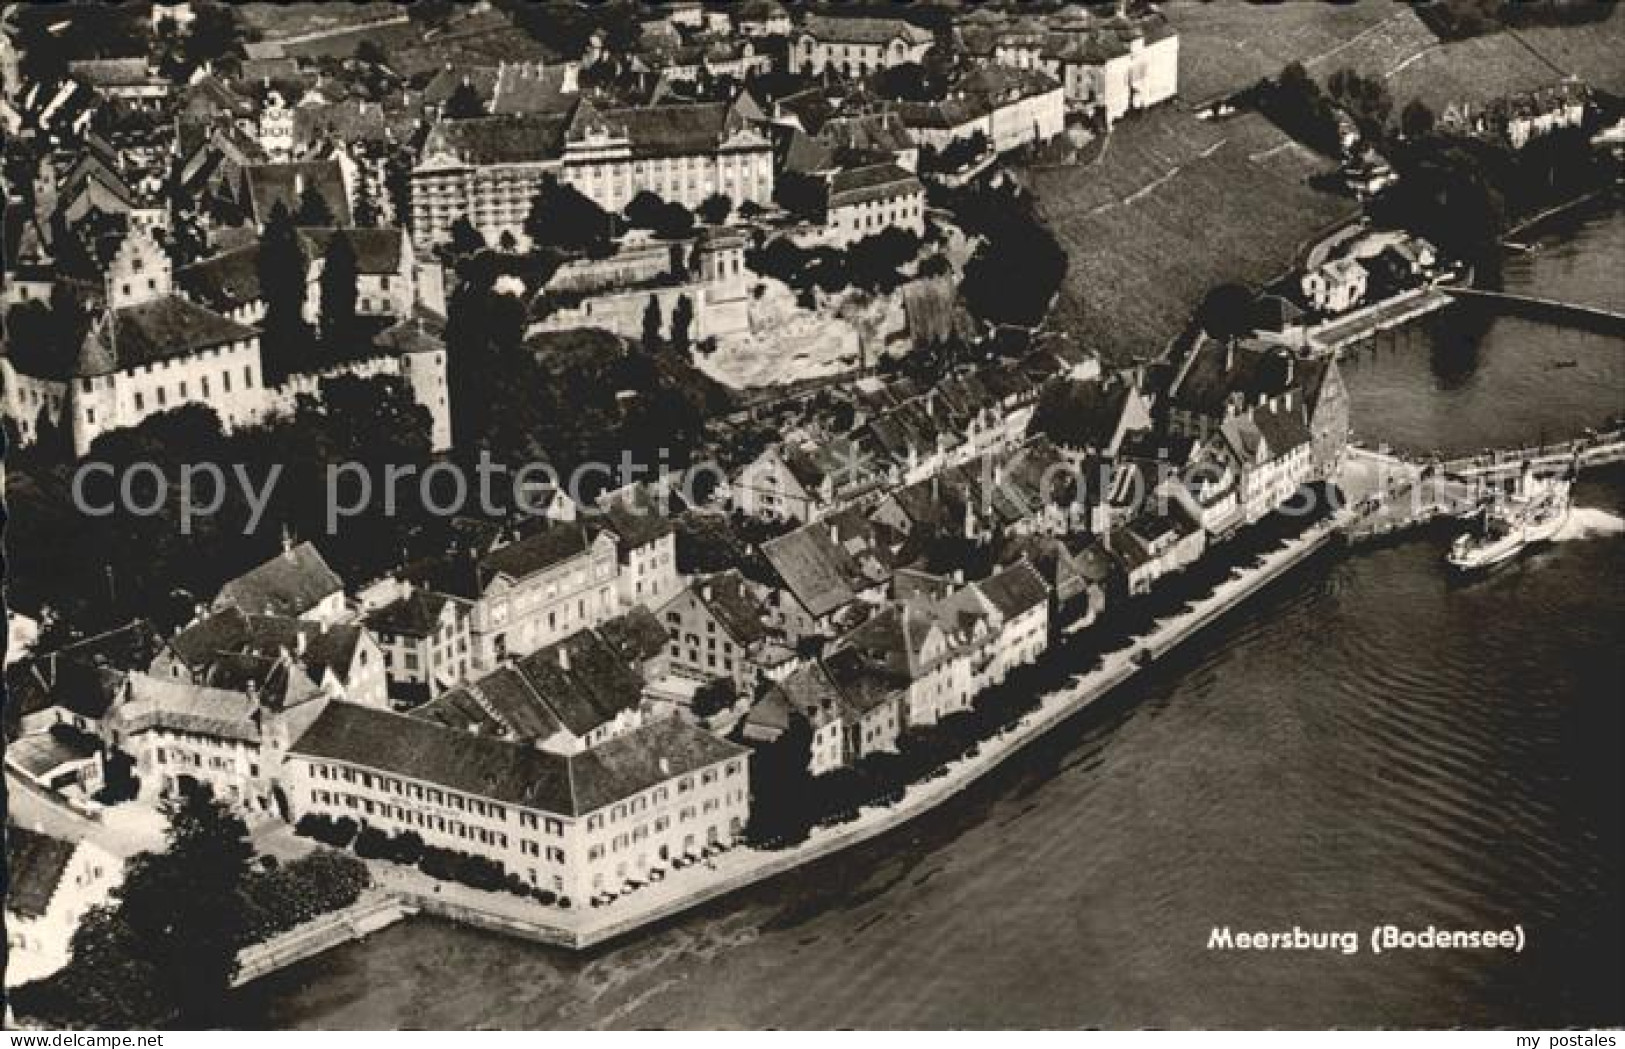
490, 62, 578, 116
978, 561, 1049, 619
480, 521, 606, 586
70, 294, 255, 379
175, 243, 262, 313
241, 159, 353, 225
117, 671, 264, 743
421, 111, 571, 166
800, 14, 933, 47
297, 227, 406, 274
1170, 340, 1301, 419
364, 590, 451, 639
761, 524, 867, 617
597, 499, 673, 552
826, 162, 921, 210
685, 571, 770, 647
836, 601, 944, 680
215, 542, 344, 619
598, 606, 669, 665
292, 704, 744, 817
747, 660, 844, 739
5, 827, 80, 919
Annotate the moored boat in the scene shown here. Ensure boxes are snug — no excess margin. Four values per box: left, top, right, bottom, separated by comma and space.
1446, 466, 1572, 571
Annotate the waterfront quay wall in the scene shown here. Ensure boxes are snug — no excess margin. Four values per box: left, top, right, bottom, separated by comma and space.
233, 894, 414, 987
578, 521, 1339, 948
230, 521, 1341, 969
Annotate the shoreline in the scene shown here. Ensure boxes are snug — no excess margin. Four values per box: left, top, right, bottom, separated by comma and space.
237, 520, 1340, 975
1501, 187, 1615, 244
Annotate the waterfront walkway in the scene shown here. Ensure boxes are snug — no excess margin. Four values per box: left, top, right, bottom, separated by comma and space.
244, 518, 1342, 962
1336, 427, 1625, 542
1306, 285, 1455, 355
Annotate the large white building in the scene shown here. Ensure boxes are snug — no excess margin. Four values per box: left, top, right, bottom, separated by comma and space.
958, 9, 1179, 127
821, 163, 926, 248
413, 521, 624, 673
285, 702, 750, 903
2, 226, 453, 456
410, 98, 773, 249
792, 14, 934, 77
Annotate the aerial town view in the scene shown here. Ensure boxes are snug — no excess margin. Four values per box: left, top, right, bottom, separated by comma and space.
1, 0, 1621, 1035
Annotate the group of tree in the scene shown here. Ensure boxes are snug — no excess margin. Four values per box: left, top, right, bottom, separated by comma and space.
6, 372, 438, 642
624, 190, 696, 240
953, 183, 1067, 330
443, 80, 488, 119
692, 677, 739, 719
1325, 68, 1394, 143
11, 787, 256, 1027
1248, 61, 1346, 156
1407, 0, 1609, 40
773, 171, 828, 224
524, 175, 616, 255
919, 131, 992, 175
1372, 125, 1613, 261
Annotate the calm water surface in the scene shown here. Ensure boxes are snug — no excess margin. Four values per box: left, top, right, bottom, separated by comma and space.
235, 206, 1625, 1029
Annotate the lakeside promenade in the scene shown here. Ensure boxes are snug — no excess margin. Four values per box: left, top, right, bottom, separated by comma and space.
232, 513, 1344, 973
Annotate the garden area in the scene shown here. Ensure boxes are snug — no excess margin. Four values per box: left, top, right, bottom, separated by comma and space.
294, 814, 572, 909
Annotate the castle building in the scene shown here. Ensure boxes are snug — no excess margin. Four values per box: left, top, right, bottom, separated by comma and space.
410, 99, 773, 249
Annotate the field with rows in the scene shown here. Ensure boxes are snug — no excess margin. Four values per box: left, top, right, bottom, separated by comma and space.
1033, 110, 1356, 366
1168, 0, 1624, 112
1163, 0, 1408, 105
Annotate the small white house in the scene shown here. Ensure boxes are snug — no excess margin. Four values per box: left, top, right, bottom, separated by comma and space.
5, 828, 123, 987
1301, 257, 1368, 314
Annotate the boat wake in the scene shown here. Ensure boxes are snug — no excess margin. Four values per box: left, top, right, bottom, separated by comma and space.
1553, 507, 1625, 542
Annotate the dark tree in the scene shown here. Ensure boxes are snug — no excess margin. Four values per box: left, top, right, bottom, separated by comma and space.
692, 677, 738, 718
958, 190, 1065, 330
1326, 68, 1393, 140
256, 201, 309, 371
184, 3, 245, 74
774, 171, 827, 223
352, 178, 381, 228
1194, 282, 1258, 343
319, 231, 359, 344
1252, 61, 1342, 156
525, 175, 614, 253
294, 184, 335, 226
1401, 99, 1436, 140
383, 148, 415, 229
448, 215, 487, 258
624, 191, 695, 239
642, 294, 663, 352
13, 786, 256, 1027
355, 39, 387, 67
670, 294, 694, 353
444, 81, 487, 119
697, 192, 733, 225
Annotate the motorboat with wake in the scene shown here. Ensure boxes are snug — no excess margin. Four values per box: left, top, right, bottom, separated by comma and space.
1446, 464, 1572, 571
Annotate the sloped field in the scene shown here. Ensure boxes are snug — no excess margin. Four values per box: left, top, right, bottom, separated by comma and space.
1035, 110, 1355, 366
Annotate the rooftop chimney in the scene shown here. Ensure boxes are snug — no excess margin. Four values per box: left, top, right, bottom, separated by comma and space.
558, 646, 571, 671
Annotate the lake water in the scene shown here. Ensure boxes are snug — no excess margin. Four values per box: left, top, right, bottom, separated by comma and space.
235, 204, 1625, 1029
